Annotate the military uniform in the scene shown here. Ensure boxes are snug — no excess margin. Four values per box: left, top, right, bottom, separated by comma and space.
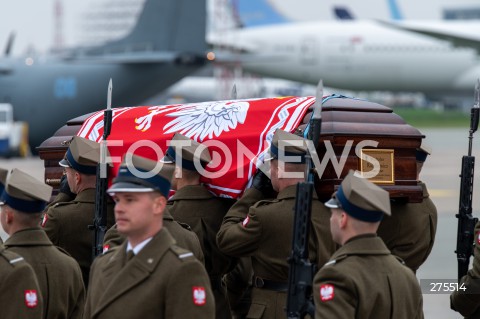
4, 227, 85, 319
162, 132, 236, 319
377, 182, 437, 272
217, 186, 335, 319
313, 234, 424, 318
0, 244, 43, 318
103, 209, 205, 263
451, 221, 480, 318
314, 170, 424, 319
42, 135, 114, 287
42, 188, 115, 286
84, 228, 214, 319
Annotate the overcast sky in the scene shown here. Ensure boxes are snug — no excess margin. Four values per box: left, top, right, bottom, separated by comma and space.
0, 0, 479, 56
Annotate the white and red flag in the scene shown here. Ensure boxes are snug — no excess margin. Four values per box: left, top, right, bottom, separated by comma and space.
77, 97, 314, 198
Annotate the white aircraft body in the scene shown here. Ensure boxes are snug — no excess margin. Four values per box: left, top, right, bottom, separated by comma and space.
209, 20, 480, 100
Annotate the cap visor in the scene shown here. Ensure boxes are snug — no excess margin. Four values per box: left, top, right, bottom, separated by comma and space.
58, 159, 70, 168
325, 197, 341, 209
159, 155, 174, 164
107, 182, 155, 194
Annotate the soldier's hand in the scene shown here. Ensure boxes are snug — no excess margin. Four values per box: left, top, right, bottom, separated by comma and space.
251, 170, 273, 194
59, 174, 75, 198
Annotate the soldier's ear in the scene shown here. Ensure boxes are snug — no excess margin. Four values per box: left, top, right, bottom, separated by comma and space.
152, 194, 167, 215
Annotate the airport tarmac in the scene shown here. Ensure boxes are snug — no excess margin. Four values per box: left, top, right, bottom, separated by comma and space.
0, 127, 475, 318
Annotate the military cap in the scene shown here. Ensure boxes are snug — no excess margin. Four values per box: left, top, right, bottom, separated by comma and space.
0, 168, 52, 213
415, 142, 431, 163
160, 133, 211, 171
325, 170, 391, 222
59, 136, 102, 175
107, 153, 174, 197
264, 129, 307, 163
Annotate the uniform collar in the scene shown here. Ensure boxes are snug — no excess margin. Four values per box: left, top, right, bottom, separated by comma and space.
276, 184, 319, 201
418, 181, 429, 198
330, 234, 390, 260
73, 188, 96, 203
4, 227, 53, 247
126, 237, 153, 255
169, 184, 214, 201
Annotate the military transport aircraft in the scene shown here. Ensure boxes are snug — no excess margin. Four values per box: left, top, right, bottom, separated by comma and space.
0, 0, 207, 150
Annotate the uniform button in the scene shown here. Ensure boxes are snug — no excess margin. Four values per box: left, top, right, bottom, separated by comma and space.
147, 258, 154, 264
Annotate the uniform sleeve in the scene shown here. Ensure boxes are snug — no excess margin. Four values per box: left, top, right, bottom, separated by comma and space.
165, 258, 215, 318
451, 222, 480, 317
216, 188, 265, 257
42, 206, 63, 246
0, 261, 44, 319
313, 265, 357, 318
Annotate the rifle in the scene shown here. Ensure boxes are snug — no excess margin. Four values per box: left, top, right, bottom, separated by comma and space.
286, 80, 323, 319
92, 78, 113, 259
456, 79, 480, 280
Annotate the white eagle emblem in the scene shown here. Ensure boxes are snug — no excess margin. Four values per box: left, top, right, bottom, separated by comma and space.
320, 284, 334, 302
163, 101, 250, 141
192, 286, 206, 306
24, 290, 38, 308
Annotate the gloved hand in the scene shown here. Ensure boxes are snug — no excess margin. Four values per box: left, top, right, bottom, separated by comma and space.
251, 169, 274, 195
59, 174, 75, 198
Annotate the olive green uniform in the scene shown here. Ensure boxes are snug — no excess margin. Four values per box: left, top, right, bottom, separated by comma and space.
313, 234, 424, 318
451, 221, 480, 318
0, 244, 43, 318
377, 182, 437, 272
4, 227, 85, 319
217, 186, 336, 319
84, 227, 215, 319
42, 188, 115, 287
168, 184, 235, 319
103, 209, 205, 263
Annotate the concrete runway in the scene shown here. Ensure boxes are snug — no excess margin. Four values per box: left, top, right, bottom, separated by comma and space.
0, 127, 474, 318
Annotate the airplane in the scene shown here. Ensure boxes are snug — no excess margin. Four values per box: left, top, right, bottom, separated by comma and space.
208, 0, 480, 108
0, 0, 208, 150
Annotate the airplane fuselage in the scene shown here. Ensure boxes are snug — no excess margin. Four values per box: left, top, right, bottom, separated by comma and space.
213, 20, 480, 96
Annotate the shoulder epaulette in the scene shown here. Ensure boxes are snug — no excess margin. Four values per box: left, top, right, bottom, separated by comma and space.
252, 198, 279, 208
393, 255, 406, 265
177, 221, 192, 231
322, 255, 348, 268
0, 249, 26, 267
170, 245, 195, 261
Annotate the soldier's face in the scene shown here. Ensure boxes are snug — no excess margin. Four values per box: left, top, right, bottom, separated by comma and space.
112, 192, 166, 240
329, 208, 343, 245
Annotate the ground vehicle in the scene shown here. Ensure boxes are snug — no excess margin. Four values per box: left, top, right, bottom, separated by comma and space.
0, 103, 29, 157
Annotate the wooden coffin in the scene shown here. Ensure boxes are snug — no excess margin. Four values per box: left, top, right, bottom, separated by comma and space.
38, 96, 424, 202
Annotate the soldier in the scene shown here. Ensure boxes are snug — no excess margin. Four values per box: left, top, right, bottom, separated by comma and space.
377, 143, 438, 272
84, 153, 215, 318
451, 221, 480, 317
162, 132, 236, 319
42, 136, 115, 287
1, 168, 85, 319
0, 241, 43, 318
217, 129, 336, 319
313, 171, 423, 318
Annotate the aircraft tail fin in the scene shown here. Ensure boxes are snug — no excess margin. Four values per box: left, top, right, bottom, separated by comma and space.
88, 0, 207, 55
334, 7, 355, 20
388, 0, 403, 20
234, 0, 289, 28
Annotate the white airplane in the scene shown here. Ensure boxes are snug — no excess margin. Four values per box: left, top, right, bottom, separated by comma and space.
208, 2, 480, 105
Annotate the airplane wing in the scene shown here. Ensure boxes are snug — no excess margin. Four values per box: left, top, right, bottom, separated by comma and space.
376, 20, 480, 54
60, 51, 207, 65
